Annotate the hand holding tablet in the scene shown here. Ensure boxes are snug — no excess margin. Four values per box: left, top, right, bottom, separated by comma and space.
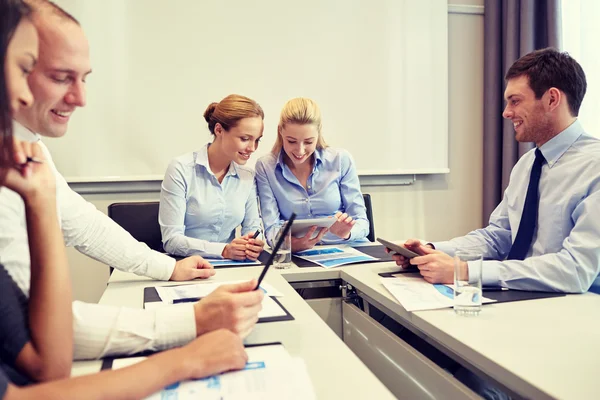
376, 237, 420, 259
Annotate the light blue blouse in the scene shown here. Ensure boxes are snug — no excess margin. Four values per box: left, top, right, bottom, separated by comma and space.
255, 147, 369, 246
159, 144, 261, 257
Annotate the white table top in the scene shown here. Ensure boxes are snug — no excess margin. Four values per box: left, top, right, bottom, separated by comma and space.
340, 263, 600, 400
75, 266, 395, 399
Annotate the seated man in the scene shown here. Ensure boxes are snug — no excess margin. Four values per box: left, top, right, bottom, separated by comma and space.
394, 48, 600, 293
0, 0, 263, 360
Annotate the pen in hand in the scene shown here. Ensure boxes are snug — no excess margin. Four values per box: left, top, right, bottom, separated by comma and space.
252, 229, 261, 239
18, 157, 44, 169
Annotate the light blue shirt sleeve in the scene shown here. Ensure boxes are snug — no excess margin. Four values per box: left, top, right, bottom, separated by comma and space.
476, 189, 600, 293
433, 192, 513, 259
255, 158, 284, 247
159, 158, 226, 258
320, 150, 369, 244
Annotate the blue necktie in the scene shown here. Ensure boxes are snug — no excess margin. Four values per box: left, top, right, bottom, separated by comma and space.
507, 149, 546, 261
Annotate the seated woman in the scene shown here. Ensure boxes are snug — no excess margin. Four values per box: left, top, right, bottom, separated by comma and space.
255, 97, 369, 252
159, 94, 265, 260
1, 0, 73, 385
0, 1, 248, 398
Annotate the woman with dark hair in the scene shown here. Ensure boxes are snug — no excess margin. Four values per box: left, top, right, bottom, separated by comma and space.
0, 0, 75, 386
0, 0, 248, 398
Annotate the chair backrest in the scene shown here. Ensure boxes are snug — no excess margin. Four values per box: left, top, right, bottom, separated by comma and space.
107, 201, 164, 253
363, 193, 376, 242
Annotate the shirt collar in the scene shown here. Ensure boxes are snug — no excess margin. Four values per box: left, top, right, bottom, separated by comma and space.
196, 143, 238, 178
276, 148, 324, 172
13, 121, 40, 143
538, 119, 584, 168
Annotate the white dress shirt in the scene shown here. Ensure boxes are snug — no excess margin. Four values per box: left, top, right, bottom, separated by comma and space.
159, 144, 261, 258
0, 122, 197, 359
434, 120, 600, 293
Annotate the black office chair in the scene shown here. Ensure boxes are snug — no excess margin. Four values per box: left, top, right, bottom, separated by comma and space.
362, 193, 376, 242
107, 201, 164, 274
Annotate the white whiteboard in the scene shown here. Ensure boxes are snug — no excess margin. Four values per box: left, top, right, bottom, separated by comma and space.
46, 0, 448, 181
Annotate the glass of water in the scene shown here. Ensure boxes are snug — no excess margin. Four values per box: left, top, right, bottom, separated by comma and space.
273, 222, 293, 269
454, 251, 482, 315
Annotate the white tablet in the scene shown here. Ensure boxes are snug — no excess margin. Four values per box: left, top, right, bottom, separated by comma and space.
290, 217, 336, 238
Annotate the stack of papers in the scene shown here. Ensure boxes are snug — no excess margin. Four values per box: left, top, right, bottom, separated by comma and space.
380, 276, 496, 312
112, 344, 316, 400
294, 247, 376, 268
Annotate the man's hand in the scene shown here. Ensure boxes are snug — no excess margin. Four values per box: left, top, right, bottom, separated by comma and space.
409, 245, 457, 284
193, 279, 264, 338
387, 239, 431, 268
291, 226, 327, 252
328, 212, 355, 239
170, 256, 215, 281
178, 329, 248, 380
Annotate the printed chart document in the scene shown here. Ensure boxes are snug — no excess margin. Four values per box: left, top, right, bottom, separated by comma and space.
111, 344, 316, 400
381, 277, 496, 312
206, 258, 261, 267
294, 247, 376, 268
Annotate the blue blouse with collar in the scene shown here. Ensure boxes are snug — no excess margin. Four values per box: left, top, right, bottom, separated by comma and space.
159, 144, 261, 257
255, 147, 369, 246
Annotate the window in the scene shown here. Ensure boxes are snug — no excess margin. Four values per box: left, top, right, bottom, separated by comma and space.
562, 0, 600, 137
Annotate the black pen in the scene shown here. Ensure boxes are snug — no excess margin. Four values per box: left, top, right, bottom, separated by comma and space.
173, 297, 202, 304
252, 229, 261, 239
19, 157, 44, 168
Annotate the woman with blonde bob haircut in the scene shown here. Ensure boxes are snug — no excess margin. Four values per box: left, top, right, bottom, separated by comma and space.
159, 94, 266, 260
256, 97, 369, 251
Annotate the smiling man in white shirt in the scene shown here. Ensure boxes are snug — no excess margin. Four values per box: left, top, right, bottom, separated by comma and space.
0, 0, 263, 360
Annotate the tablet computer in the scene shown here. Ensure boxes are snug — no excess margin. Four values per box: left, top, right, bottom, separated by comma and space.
290, 217, 336, 238
376, 237, 419, 259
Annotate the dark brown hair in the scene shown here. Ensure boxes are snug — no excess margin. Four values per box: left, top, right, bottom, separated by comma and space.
1, 0, 32, 174
505, 48, 587, 116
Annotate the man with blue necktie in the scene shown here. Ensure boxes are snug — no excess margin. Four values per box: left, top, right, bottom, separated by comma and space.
393, 48, 600, 293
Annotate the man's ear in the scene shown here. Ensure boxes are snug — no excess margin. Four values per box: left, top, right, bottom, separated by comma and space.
546, 87, 562, 112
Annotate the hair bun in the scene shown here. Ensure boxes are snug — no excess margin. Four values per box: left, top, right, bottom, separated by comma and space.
203, 102, 219, 123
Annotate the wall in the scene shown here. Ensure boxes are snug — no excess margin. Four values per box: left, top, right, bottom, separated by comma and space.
66, 1, 485, 303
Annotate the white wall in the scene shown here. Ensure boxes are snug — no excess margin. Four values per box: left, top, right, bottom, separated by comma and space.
66, 1, 484, 303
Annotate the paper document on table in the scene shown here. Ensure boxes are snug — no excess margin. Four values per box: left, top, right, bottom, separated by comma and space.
294, 247, 376, 268
206, 258, 261, 267
380, 277, 496, 312
112, 344, 316, 400
155, 280, 283, 303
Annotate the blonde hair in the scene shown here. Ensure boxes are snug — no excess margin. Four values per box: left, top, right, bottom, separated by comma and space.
272, 97, 328, 154
204, 94, 264, 135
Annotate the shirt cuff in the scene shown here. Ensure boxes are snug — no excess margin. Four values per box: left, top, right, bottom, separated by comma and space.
204, 242, 227, 259
149, 252, 177, 281
154, 304, 197, 350
431, 241, 456, 256
480, 260, 501, 286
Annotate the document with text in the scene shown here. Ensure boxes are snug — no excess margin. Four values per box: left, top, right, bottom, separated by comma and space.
381, 276, 496, 312
294, 247, 376, 268
111, 344, 316, 400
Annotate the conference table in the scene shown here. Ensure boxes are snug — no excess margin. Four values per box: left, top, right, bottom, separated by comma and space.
72, 244, 600, 399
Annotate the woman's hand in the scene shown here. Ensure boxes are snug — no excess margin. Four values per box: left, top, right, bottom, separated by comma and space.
328, 212, 355, 240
